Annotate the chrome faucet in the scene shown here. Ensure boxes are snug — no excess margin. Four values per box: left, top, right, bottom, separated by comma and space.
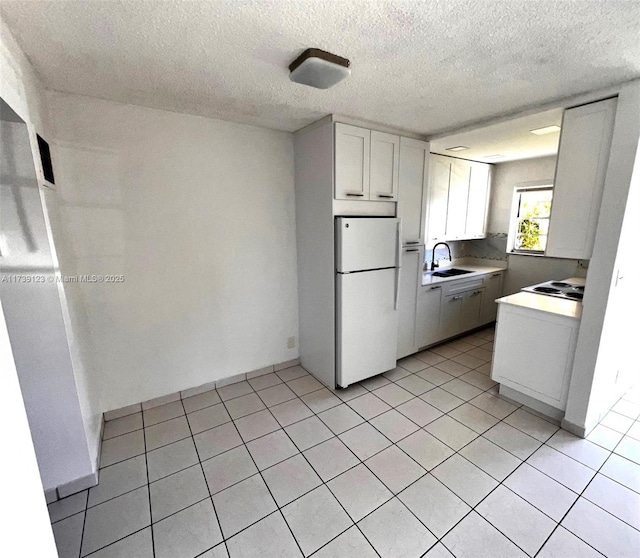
430, 242, 452, 271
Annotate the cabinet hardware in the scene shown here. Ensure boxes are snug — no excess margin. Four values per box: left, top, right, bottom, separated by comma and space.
430, 286, 442, 290
345, 193, 364, 197
406, 241, 420, 244
406, 249, 419, 252
451, 296, 463, 301
492, 273, 501, 277
470, 291, 481, 296
377, 194, 394, 198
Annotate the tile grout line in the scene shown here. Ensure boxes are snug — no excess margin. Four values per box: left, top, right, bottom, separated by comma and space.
431, 391, 635, 558
75, 487, 89, 558
188, 345, 552, 556
433, 407, 558, 558
91, 333, 499, 553
358, 357, 595, 557
140, 403, 156, 558
93, 366, 534, 549
178, 397, 230, 558
99, 336, 488, 443
531, 409, 640, 557
531, 450, 628, 555
354, 364, 635, 557
217, 373, 385, 558
206, 365, 425, 555
214, 389, 309, 557
84, 327, 637, 557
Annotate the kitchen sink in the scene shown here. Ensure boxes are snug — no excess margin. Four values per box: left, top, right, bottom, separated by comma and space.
432, 268, 474, 278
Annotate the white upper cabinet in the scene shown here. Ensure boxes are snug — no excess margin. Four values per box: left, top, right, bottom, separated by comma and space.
334, 123, 400, 202
466, 163, 491, 238
546, 97, 617, 259
397, 137, 430, 244
446, 159, 471, 239
370, 131, 400, 201
426, 154, 451, 243
335, 123, 371, 200
426, 154, 491, 245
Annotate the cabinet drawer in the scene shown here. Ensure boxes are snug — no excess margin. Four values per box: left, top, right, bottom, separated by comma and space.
443, 278, 483, 296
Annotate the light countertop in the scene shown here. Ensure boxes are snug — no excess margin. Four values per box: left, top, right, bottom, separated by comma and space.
496, 291, 582, 319
421, 264, 505, 286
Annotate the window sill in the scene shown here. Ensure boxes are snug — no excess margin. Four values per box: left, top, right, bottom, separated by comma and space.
507, 251, 547, 258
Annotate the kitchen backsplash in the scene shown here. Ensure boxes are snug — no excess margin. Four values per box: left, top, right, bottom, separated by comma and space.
457, 233, 509, 261
425, 233, 588, 276
425, 234, 508, 268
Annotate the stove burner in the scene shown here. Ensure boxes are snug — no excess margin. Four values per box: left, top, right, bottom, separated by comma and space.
565, 292, 584, 300
573, 286, 585, 292
533, 286, 563, 294
550, 282, 573, 288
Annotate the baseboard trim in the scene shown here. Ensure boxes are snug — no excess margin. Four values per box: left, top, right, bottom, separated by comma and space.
499, 385, 565, 423
561, 418, 587, 438
56, 469, 99, 499
103, 357, 302, 420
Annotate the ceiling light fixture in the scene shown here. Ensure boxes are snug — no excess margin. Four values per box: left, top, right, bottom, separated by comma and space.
289, 48, 350, 89
445, 146, 469, 152
530, 125, 561, 135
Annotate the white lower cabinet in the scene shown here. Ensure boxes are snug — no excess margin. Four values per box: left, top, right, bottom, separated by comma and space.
440, 292, 463, 340
460, 288, 484, 332
479, 272, 503, 324
441, 287, 484, 339
416, 285, 442, 348
415, 270, 503, 351
397, 247, 422, 359
491, 302, 579, 410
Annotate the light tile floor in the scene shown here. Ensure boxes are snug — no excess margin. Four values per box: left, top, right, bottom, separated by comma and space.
48, 326, 640, 557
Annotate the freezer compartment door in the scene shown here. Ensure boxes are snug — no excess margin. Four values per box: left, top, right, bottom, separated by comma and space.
336, 217, 400, 273
336, 268, 398, 387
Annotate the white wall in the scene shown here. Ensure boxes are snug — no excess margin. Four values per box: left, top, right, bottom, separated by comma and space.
488, 155, 557, 234
1, 21, 98, 491
565, 81, 640, 433
0, 300, 58, 558
47, 91, 299, 412
488, 155, 584, 294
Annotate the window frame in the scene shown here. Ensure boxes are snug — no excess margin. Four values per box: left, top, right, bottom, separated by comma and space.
507, 183, 554, 256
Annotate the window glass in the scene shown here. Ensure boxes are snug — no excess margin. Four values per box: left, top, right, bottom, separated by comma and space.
509, 187, 553, 253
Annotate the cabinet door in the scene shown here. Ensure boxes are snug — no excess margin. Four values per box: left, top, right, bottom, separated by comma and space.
335, 123, 371, 200
466, 163, 490, 238
461, 288, 484, 332
492, 304, 578, 409
370, 131, 400, 201
440, 293, 463, 339
446, 159, 471, 239
398, 138, 429, 244
546, 98, 617, 259
416, 285, 443, 348
480, 272, 503, 325
397, 247, 421, 359
426, 155, 451, 245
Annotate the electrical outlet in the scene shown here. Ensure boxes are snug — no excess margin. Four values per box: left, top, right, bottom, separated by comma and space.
287, 336, 296, 349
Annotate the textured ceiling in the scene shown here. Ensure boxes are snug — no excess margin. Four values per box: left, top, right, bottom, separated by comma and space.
431, 108, 563, 163
1, 0, 639, 134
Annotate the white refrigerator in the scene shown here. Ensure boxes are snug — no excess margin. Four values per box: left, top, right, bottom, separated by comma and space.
335, 217, 401, 387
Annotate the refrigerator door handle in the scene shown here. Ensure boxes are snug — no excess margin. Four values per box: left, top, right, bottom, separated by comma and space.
394, 220, 402, 310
